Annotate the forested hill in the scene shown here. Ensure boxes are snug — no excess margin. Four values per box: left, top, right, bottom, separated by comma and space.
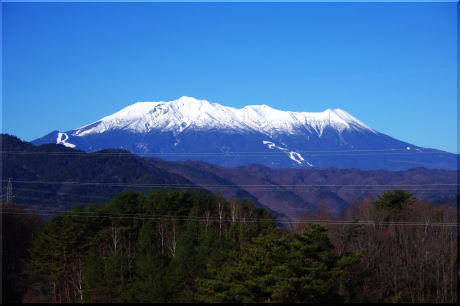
1, 134, 187, 210
2, 134, 270, 215
2, 134, 458, 218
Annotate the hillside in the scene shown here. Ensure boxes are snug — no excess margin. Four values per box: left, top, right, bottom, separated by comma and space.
148, 159, 458, 217
2, 134, 458, 218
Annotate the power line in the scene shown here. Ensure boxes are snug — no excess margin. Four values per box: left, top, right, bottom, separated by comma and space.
10, 190, 459, 199
1, 150, 455, 157
6, 183, 459, 200
9, 206, 458, 224
13, 187, 123, 199
1, 210, 457, 226
3, 179, 458, 188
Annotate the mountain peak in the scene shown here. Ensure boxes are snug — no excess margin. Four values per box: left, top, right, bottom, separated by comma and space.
175, 96, 206, 103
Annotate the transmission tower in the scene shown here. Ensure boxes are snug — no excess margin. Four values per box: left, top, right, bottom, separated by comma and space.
6, 178, 14, 204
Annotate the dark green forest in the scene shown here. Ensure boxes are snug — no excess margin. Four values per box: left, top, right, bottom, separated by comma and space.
2, 188, 457, 303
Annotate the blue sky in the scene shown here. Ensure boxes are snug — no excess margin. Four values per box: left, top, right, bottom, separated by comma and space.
2, 2, 458, 153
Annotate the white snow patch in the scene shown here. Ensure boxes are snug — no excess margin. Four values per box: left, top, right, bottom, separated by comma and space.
262, 140, 288, 151
289, 151, 304, 164
263, 140, 276, 149
56, 132, 76, 148
406, 146, 411, 150
263, 141, 313, 167
288, 151, 314, 167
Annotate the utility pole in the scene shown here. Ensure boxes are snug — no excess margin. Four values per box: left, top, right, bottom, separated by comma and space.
6, 178, 14, 204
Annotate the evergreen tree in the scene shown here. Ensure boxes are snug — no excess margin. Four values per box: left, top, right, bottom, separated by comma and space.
374, 189, 414, 210
196, 224, 359, 303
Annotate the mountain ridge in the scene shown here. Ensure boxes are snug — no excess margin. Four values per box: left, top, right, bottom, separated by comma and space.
32, 96, 457, 170
71, 96, 375, 137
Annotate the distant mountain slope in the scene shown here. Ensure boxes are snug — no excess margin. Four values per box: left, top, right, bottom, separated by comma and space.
147, 159, 458, 218
3, 134, 458, 218
32, 96, 457, 170
147, 159, 320, 217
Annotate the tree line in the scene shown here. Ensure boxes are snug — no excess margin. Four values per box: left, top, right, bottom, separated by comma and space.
2, 188, 457, 303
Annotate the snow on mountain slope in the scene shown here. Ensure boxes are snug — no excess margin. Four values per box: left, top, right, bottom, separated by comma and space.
72, 96, 376, 137
31, 96, 458, 170
262, 140, 313, 166
56, 132, 76, 148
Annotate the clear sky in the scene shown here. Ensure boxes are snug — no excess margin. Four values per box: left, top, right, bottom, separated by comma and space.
2, 2, 458, 153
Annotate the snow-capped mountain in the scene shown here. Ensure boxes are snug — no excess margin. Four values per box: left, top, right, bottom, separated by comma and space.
71, 96, 375, 137
32, 96, 457, 170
